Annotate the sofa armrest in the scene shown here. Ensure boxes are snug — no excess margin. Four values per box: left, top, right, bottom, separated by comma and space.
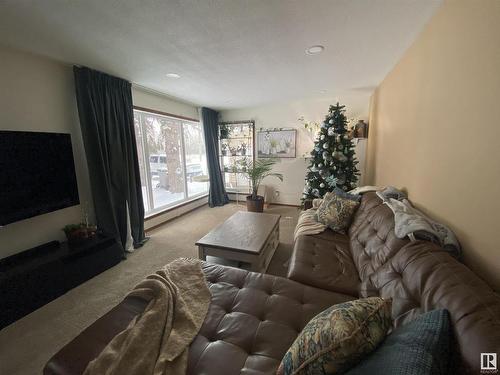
43, 296, 148, 375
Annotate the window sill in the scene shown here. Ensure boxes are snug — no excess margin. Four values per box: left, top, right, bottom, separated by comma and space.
144, 194, 209, 221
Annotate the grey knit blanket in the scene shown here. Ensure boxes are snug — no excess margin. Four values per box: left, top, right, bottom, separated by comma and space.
377, 187, 462, 259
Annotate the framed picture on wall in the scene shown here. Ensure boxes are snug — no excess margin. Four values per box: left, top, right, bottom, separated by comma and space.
257, 129, 296, 158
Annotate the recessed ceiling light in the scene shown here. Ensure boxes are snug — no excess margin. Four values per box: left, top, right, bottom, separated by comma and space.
305, 45, 324, 55
166, 73, 180, 78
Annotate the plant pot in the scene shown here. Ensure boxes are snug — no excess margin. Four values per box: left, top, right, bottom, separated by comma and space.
241, 149, 246, 156
246, 195, 264, 213
65, 228, 88, 244
64, 226, 97, 244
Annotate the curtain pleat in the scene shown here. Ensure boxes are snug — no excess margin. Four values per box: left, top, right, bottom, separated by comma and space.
201, 107, 229, 207
73, 66, 147, 251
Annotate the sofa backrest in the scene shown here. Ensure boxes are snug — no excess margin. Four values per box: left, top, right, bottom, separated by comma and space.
349, 192, 500, 374
370, 241, 500, 374
348, 192, 409, 281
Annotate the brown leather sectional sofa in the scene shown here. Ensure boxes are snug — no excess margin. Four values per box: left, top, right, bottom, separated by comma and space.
44, 193, 500, 375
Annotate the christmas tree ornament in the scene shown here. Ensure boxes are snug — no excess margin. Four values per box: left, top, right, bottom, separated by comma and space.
318, 163, 323, 168
320, 183, 325, 188
320, 135, 325, 140
329, 119, 333, 124
327, 127, 335, 136
322, 143, 329, 149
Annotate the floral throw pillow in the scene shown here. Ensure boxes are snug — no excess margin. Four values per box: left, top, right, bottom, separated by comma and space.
277, 297, 392, 375
315, 191, 360, 232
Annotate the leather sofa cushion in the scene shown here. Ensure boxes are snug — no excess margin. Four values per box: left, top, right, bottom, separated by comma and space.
367, 241, 500, 374
287, 230, 360, 296
188, 263, 355, 375
44, 262, 355, 375
348, 192, 409, 282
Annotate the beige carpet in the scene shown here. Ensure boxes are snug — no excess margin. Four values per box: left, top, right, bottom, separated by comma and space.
0, 203, 299, 375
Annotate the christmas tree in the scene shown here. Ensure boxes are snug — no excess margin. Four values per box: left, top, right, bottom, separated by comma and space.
302, 103, 359, 201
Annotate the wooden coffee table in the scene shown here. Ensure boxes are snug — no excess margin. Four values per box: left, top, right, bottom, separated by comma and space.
196, 211, 281, 273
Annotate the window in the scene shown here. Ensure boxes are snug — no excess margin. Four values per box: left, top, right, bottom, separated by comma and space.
133, 109, 208, 216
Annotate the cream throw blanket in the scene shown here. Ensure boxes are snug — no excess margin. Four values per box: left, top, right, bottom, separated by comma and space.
84, 258, 211, 375
294, 199, 327, 241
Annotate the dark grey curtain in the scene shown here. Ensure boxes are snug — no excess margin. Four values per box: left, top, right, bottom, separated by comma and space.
202, 107, 229, 207
73, 66, 147, 251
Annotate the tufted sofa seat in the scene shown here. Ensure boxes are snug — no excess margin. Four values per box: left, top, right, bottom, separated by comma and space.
288, 192, 500, 374
44, 263, 354, 375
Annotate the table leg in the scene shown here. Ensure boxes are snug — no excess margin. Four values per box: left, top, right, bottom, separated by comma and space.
198, 246, 206, 261
249, 260, 261, 273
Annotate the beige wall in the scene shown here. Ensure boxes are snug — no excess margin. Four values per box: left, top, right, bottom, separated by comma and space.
132, 86, 199, 121
366, 0, 500, 291
0, 45, 92, 258
221, 95, 369, 205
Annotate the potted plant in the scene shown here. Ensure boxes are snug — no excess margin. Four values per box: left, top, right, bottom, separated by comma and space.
239, 142, 247, 156
62, 223, 97, 244
219, 124, 230, 139
230, 146, 238, 156
269, 139, 278, 155
221, 143, 228, 156
238, 158, 283, 212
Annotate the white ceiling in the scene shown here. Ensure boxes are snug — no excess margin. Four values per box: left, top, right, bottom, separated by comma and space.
0, 0, 441, 110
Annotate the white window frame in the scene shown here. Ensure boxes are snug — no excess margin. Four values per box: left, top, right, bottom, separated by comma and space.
133, 108, 208, 218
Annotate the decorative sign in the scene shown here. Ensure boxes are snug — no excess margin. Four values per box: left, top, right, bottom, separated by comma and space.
257, 129, 296, 158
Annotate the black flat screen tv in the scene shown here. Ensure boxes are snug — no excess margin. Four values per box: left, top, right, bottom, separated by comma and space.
0, 130, 80, 226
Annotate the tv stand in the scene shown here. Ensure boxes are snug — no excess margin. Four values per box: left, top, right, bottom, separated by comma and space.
0, 233, 123, 329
